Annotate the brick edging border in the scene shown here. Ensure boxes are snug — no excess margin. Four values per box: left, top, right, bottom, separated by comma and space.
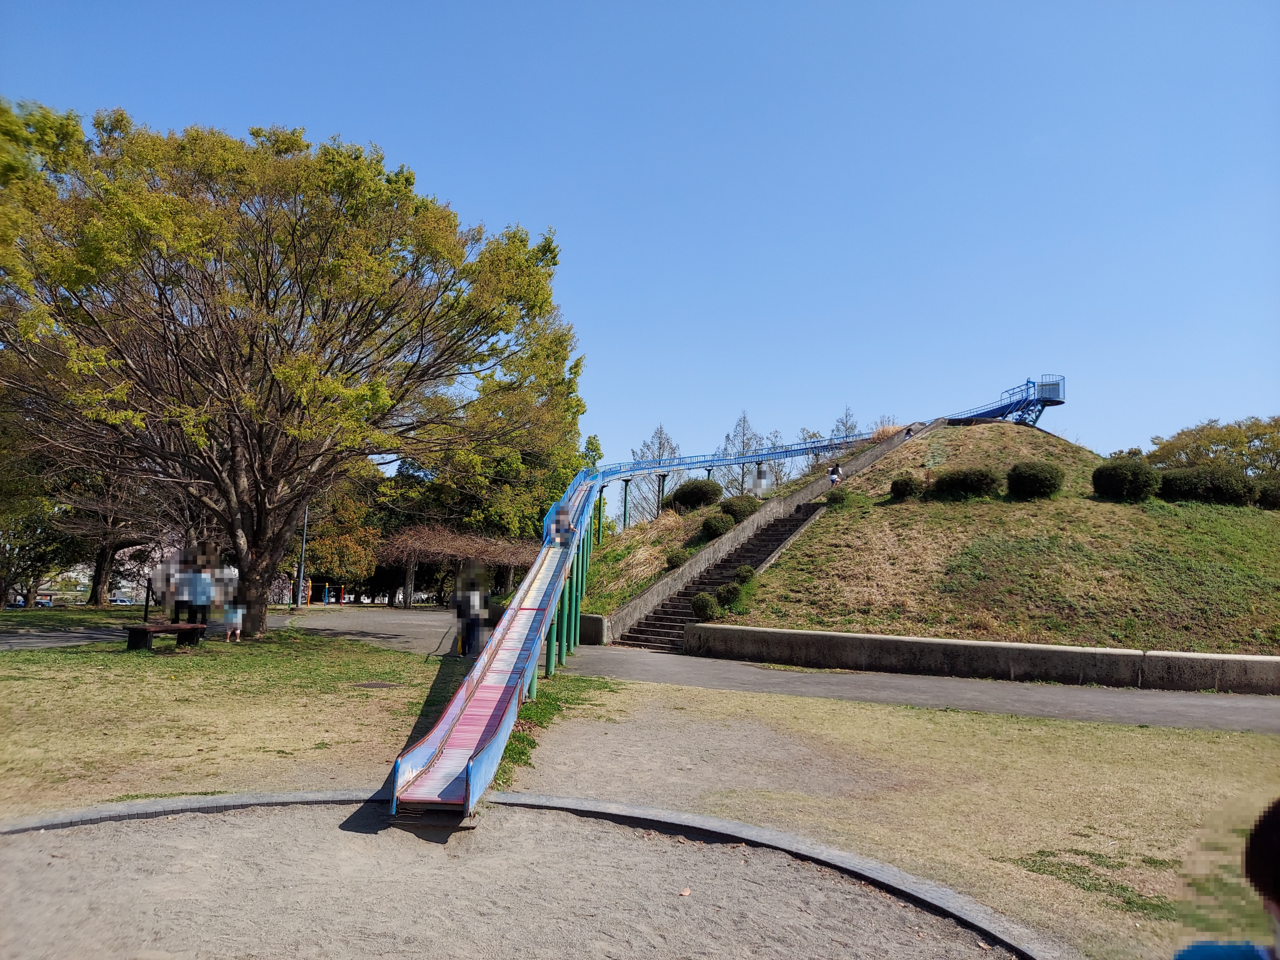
486, 792, 1067, 960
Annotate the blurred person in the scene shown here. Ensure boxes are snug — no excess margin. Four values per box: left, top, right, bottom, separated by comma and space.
452, 561, 490, 659
170, 549, 193, 624
1175, 796, 1280, 959
550, 503, 576, 546
828, 463, 843, 487
189, 547, 214, 625
223, 586, 245, 642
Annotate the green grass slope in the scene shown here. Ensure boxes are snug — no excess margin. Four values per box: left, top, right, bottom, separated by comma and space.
726, 422, 1280, 654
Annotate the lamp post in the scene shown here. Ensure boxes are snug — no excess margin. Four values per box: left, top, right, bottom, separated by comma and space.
294, 504, 309, 609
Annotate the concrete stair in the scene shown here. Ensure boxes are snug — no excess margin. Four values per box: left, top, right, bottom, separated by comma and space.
615, 502, 820, 653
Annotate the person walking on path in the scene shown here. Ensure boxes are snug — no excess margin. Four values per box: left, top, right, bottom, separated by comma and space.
1175, 795, 1280, 958
827, 464, 843, 487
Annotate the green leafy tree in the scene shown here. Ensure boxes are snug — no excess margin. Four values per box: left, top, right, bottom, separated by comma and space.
0, 102, 565, 633
1147, 417, 1280, 476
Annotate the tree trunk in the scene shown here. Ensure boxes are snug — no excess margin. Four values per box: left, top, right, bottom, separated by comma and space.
402, 564, 415, 610
88, 542, 116, 606
241, 573, 270, 638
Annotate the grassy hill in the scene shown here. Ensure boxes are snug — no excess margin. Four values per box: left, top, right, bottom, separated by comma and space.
725, 422, 1280, 655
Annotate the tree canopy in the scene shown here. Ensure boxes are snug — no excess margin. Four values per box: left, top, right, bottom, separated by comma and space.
1147, 416, 1280, 476
0, 101, 579, 631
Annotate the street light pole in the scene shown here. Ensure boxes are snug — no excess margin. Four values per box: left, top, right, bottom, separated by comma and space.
295, 504, 309, 609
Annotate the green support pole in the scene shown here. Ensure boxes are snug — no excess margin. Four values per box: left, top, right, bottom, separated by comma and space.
544, 611, 557, 677
556, 579, 568, 666
595, 492, 604, 545
573, 538, 584, 649
528, 660, 537, 699
568, 552, 577, 653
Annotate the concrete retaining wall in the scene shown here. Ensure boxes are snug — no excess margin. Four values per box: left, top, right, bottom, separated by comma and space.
600, 420, 944, 644
684, 623, 1280, 695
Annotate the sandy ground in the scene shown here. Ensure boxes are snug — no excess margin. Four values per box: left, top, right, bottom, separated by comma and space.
0, 803, 1011, 960
511, 680, 1278, 960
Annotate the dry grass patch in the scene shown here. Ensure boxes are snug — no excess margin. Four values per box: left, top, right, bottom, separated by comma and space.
585, 506, 722, 615
520, 680, 1280, 960
0, 631, 467, 817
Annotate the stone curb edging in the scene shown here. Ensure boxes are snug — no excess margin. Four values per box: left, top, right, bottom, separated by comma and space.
685, 624, 1280, 696
0, 788, 391, 836
487, 792, 1068, 960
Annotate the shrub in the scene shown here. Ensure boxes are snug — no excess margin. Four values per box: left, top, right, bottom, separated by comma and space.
1092, 458, 1160, 502
930, 467, 1001, 500
825, 486, 850, 506
1159, 466, 1257, 507
889, 474, 925, 500
702, 513, 735, 539
1258, 479, 1280, 511
689, 592, 720, 621
666, 548, 692, 571
733, 564, 756, 584
715, 581, 741, 606
668, 478, 723, 511
1006, 461, 1064, 500
719, 495, 760, 522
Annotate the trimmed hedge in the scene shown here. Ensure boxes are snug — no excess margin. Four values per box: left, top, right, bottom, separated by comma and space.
1007, 461, 1064, 500
930, 467, 1001, 500
666, 548, 692, 571
1092, 458, 1160, 503
702, 513, 735, 539
715, 581, 741, 606
667, 478, 723, 511
1259, 479, 1280, 511
1159, 466, 1257, 507
719, 495, 761, 522
889, 474, 925, 500
825, 486, 850, 506
690, 592, 720, 620
733, 564, 756, 584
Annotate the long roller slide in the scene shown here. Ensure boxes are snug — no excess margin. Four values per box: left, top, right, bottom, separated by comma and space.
390, 376, 1065, 816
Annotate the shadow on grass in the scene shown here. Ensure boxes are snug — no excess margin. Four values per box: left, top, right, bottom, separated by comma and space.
340, 654, 471, 836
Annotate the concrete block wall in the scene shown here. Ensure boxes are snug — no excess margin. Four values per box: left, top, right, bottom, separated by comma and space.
684, 623, 1280, 695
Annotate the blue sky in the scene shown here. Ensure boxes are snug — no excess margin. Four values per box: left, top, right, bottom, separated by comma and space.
4, 1, 1277, 463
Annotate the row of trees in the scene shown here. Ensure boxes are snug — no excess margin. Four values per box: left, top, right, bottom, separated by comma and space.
0, 101, 595, 631
622, 406, 877, 521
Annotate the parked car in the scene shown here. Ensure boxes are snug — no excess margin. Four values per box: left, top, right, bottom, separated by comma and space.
108, 598, 134, 605
35, 598, 53, 608
5, 600, 24, 609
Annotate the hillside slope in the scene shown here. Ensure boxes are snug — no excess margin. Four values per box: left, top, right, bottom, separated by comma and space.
726, 422, 1280, 654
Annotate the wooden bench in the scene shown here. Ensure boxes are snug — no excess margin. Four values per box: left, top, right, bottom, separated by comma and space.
125, 622, 207, 650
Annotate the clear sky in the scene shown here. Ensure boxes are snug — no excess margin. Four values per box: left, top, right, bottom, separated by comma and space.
4, 1, 1277, 463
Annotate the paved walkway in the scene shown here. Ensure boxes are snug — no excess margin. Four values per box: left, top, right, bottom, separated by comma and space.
562, 645, 1280, 733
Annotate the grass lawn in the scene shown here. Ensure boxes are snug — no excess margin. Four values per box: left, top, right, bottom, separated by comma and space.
727, 423, 1280, 653
0, 630, 468, 817
515, 679, 1280, 960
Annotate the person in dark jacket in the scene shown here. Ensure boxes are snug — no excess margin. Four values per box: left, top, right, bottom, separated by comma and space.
1175, 796, 1279, 959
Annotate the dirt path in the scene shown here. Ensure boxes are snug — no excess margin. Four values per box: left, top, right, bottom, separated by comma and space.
0, 803, 1009, 960
564, 645, 1280, 733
